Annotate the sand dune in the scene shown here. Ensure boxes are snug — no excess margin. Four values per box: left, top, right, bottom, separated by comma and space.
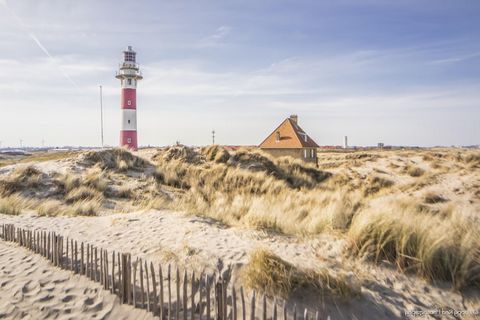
1, 209, 472, 319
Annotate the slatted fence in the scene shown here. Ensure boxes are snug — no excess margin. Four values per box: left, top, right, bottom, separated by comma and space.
0, 224, 328, 320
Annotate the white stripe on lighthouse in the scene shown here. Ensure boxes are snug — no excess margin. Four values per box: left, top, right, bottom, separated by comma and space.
121, 109, 137, 131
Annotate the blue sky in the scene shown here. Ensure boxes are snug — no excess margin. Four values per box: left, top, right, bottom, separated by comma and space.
0, 0, 479, 147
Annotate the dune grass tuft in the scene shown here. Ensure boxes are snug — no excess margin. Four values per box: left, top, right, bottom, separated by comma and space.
82, 148, 148, 171
0, 195, 30, 215
0, 165, 43, 196
242, 249, 359, 298
348, 199, 480, 289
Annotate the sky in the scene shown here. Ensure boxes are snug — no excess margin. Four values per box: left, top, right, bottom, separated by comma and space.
0, 0, 479, 148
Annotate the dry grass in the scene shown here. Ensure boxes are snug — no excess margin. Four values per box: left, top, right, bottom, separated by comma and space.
0, 195, 30, 215
0, 165, 43, 196
0, 151, 79, 168
348, 198, 480, 289
37, 198, 102, 216
363, 176, 395, 196
242, 249, 359, 298
81, 148, 148, 171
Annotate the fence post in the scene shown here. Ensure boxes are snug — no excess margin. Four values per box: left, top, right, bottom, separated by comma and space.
95, 247, 98, 282
176, 267, 180, 320
145, 260, 151, 312
241, 287, 246, 320
118, 252, 122, 302
206, 275, 211, 320
183, 270, 188, 320
250, 291, 256, 320
232, 286, 237, 320
151, 262, 158, 315
74, 241, 78, 274
159, 264, 164, 320
122, 253, 131, 304
273, 298, 277, 320
80, 242, 84, 275
127, 254, 132, 305
168, 265, 172, 320
191, 271, 196, 320
262, 294, 267, 320
111, 251, 115, 294
140, 259, 145, 308
216, 279, 222, 320
105, 250, 109, 291
133, 258, 138, 307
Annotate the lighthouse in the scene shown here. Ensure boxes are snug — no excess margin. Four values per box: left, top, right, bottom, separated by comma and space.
116, 46, 143, 151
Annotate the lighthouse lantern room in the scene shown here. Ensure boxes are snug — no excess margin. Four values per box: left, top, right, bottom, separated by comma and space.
116, 45, 143, 151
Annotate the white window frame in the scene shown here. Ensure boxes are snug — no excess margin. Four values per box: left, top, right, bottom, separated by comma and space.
304, 149, 307, 158
127, 100, 131, 106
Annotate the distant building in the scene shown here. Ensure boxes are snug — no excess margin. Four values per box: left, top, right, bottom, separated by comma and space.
259, 115, 319, 163
343, 136, 348, 149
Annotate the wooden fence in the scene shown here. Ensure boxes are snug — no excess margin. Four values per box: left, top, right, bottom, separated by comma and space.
0, 224, 328, 320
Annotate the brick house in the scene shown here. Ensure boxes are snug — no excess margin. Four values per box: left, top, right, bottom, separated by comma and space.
259, 115, 319, 163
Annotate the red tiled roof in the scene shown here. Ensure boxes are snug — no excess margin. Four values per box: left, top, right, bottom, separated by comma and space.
259, 118, 320, 149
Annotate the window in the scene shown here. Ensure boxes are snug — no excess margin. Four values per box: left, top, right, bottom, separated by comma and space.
304, 149, 307, 158
275, 131, 281, 142
127, 138, 132, 143
311, 149, 315, 158
127, 100, 131, 106
128, 120, 131, 124
127, 79, 132, 85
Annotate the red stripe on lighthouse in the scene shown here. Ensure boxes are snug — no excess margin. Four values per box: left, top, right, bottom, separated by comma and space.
121, 88, 137, 110
120, 131, 138, 151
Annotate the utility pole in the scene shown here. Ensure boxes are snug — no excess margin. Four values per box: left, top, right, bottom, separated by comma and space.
99, 85, 104, 148
212, 130, 215, 145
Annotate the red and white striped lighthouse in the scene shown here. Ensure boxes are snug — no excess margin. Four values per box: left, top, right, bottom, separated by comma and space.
116, 46, 143, 151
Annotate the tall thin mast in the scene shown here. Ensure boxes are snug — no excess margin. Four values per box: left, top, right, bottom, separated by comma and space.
100, 85, 104, 148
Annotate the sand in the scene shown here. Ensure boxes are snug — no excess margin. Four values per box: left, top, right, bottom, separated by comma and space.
0, 239, 154, 320
1, 209, 474, 319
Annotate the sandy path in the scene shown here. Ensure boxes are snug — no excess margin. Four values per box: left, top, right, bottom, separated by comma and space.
0, 240, 154, 320
0, 210, 339, 274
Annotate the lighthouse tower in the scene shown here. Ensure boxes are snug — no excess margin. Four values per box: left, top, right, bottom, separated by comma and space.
116, 46, 143, 151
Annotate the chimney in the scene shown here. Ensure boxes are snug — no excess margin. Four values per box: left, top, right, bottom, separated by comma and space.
289, 114, 298, 124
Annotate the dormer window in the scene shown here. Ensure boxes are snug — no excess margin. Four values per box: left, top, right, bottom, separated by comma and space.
276, 131, 281, 142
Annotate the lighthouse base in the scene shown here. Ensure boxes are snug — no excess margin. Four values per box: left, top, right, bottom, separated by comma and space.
120, 130, 138, 151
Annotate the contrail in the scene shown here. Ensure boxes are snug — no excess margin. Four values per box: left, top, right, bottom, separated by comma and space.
1, 0, 80, 90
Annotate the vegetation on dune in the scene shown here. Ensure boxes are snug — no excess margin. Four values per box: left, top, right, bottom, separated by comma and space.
348, 199, 480, 289
0, 151, 79, 168
1, 146, 479, 291
153, 146, 347, 234
242, 249, 359, 298
0, 165, 43, 196
81, 148, 148, 171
